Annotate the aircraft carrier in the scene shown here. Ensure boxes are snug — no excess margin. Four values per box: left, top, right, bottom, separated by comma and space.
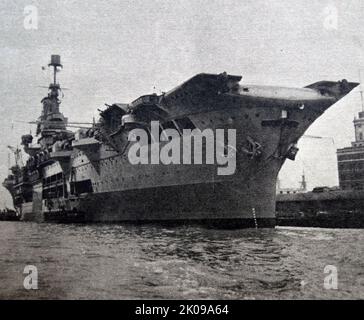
2, 55, 358, 227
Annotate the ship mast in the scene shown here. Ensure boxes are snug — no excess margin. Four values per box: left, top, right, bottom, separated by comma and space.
35, 55, 69, 147
46, 55, 63, 110
299, 170, 307, 191
49, 54, 63, 89
359, 70, 364, 112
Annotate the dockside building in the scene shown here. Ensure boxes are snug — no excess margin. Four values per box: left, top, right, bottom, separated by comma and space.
337, 111, 364, 190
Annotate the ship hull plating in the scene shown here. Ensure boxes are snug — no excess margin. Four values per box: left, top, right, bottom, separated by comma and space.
42, 179, 279, 228
73, 169, 279, 228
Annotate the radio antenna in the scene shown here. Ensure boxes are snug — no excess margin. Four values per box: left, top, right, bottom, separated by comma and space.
359, 70, 364, 112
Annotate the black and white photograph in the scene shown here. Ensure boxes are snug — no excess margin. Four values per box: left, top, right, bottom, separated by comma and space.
0, 0, 363, 306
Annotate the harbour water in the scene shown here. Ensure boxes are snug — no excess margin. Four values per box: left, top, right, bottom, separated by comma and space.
0, 221, 363, 300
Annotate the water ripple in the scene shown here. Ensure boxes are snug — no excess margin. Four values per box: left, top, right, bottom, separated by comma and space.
0, 222, 363, 299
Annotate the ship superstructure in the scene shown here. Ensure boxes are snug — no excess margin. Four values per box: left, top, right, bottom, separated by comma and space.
2, 55, 358, 227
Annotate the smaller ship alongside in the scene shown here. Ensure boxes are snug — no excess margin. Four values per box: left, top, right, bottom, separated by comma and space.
276, 108, 364, 228
0, 208, 19, 221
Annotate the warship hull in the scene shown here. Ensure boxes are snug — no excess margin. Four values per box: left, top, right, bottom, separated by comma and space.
15, 93, 334, 226
3, 63, 358, 228
46, 166, 280, 228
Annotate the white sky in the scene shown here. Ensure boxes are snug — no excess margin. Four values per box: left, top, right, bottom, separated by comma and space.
0, 0, 364, 206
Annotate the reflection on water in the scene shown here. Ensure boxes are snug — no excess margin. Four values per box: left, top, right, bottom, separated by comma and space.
0, 222, 363, 299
